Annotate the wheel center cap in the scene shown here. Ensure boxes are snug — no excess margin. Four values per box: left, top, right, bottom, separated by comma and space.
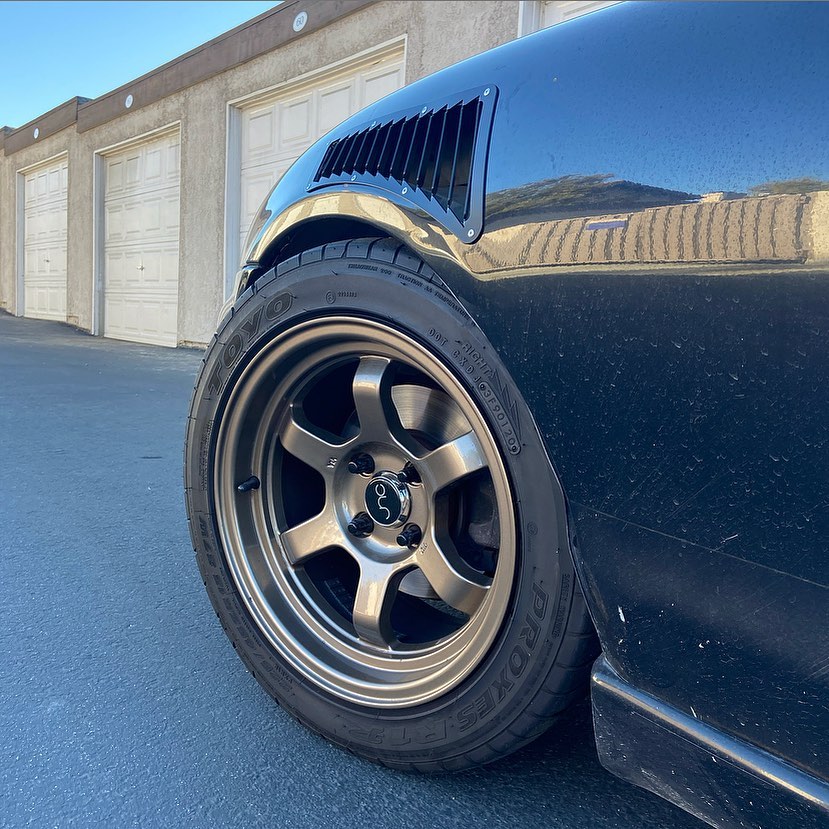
364, 471, 411, 527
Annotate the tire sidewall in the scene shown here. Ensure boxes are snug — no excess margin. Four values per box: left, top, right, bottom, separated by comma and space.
185, 254, 576, 765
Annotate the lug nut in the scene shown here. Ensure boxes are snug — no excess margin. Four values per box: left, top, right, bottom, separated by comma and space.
347, 512, 375, 538
396, 463, 420, 484
236, 475, 260, 492
347, 453, 375, 475
396, 523, 422, 548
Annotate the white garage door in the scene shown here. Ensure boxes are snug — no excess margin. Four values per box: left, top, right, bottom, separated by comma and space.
103, 130, 180, 347
236, 46, 405, 266
23, 157, 68, 321
540, 1, 619, 28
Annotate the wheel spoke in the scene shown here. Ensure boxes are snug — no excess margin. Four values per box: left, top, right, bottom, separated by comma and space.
280, 510, 345, 566
279, 406, 345, 472
351, 560, 407, 647
352, 357, 405, 445
416, 531, 489, 615
421, 431, 486, 492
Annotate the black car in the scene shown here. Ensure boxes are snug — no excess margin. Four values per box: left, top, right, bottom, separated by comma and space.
184, 4, 829, 827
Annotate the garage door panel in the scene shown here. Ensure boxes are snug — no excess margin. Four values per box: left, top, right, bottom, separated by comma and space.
25, 248, 38, 275
105, 243, 179, 287
105, 203, 124, 242
54, 248, 67, 275
279, 95, 313, 147
236, 48, 405, 259
44, 245, 67, 276
318, 83, 354, 135
103, 249, 133, 291
23, 157, 68, 322
360, 64, 405, 107
27, 205, 67, 245
244, 108, 275, 158
122, 245, 179, 288
138, 198, 163, 236
168, 142, 180, 177
162, 191, 180, 232
103, 130, 180, 347
125, 154, 141, 187
124, 203, 144, 239
105, 295, 177, 347
108, 157, 125, 192
145, 147, 163, 182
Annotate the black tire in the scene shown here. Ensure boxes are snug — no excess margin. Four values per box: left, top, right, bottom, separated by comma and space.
184, 237, 599, 771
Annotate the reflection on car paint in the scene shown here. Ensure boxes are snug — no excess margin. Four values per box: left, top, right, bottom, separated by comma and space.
468, 180, 828, 274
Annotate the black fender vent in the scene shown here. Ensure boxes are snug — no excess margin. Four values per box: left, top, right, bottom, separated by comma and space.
309, 86, 497, 243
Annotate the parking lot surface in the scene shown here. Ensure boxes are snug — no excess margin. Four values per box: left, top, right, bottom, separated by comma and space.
0, 313, 703, 828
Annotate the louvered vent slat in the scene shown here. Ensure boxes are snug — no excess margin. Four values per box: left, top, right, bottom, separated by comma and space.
341, 129, 363, 174
364, 124, 385, 173
354, 127, 375, 174
310, 86, 496, 243
445, 105, 464, 213
407, 117, 430, 184
373, 121, 394, 176
435, 103, 462, 210
318, 142, 338, 180
453, 100, 481, 221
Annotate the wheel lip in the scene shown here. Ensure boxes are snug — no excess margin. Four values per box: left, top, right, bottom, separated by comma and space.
212, 315, 517, 708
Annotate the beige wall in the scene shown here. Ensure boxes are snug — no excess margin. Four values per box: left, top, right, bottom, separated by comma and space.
0, 1, 520, 346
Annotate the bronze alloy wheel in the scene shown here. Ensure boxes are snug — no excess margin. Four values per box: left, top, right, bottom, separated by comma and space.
214, 318, 516, 707
185, 238, 598, 770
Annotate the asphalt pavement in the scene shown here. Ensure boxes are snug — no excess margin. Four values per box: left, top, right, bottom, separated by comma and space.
0, 312, 703, 829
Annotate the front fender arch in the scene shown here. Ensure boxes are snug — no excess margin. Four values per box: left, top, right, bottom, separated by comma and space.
240, 190, 473, 297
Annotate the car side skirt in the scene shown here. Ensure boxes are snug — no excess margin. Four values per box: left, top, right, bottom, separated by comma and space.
592, 657, 829, 829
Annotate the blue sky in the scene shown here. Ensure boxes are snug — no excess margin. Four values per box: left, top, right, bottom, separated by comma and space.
0, 1, 278, 127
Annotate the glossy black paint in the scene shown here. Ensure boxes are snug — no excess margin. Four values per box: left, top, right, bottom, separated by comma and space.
240, 3, 829, 826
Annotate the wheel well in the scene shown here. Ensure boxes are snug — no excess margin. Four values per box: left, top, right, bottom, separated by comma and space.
252, 218, 390, 283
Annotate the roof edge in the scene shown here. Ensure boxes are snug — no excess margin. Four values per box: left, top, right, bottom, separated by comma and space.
4, 97, 90, 156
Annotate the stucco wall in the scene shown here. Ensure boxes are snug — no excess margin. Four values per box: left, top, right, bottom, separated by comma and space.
0, 1, 519, 345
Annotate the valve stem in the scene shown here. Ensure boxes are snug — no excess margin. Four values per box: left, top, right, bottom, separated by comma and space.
237, 476, 260, 492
